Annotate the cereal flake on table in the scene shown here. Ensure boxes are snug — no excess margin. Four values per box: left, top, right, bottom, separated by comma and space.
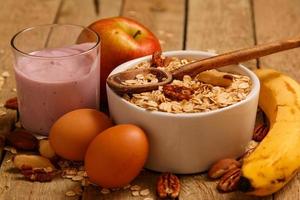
122, 57, 252, 113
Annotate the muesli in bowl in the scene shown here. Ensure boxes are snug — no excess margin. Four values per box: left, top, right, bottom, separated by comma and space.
120, 52, 252, 114
106, 50, 260, 174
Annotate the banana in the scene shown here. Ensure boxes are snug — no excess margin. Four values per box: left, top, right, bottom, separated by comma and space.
239, 69, 300, 196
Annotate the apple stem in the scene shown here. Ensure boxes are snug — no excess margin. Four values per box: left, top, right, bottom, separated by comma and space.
133, 30, 141, 39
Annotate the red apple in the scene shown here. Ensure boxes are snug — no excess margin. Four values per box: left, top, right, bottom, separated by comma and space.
81, 17, 161, 108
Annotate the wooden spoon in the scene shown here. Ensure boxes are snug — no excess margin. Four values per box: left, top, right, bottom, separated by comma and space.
107, 37, 300, 94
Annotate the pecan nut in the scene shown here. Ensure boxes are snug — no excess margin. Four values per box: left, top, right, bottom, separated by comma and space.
252, 123, 269, 142
7, 130, 38, 151
4, 97, 18, 110
217, 168, 241, 193
208, 158, 241, 179
151, 51, 172, 68
163, 84, 194, 101
157, 173, 180, 199
21, 167, 56, 182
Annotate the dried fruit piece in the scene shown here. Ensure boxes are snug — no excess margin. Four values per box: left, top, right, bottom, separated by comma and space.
4, 97, 18, 110
196, 69, 233, 87
39, 139, 56, 159
163, 84, 194, 101
13, 154, 55, 170
156, 173, 180, 199
21, 167, 56, 182
252, 123, 269, 142
7, 131, 38, 151
208, 158, 241, 179
217, 168, 241, 192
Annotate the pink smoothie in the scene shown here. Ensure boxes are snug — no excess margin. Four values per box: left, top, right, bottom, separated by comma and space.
14, 43, 100, 135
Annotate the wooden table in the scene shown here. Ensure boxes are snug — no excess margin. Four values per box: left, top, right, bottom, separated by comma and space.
0, 0, 300, 199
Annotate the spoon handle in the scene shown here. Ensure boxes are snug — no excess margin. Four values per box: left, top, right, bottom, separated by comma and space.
172, 37, 300, 79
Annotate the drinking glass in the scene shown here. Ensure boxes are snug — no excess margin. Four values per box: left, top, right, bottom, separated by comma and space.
11, 24, 100, 135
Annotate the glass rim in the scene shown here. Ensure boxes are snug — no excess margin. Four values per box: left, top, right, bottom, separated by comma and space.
10, 23, 100, 59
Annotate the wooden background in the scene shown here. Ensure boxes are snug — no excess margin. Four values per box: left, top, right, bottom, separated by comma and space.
0, 0, 300, 199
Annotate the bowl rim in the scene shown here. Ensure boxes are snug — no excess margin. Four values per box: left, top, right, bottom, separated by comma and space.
106, 50, 260, 118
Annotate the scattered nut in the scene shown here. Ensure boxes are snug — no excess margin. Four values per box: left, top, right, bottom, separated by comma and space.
7, 130, 38, 151
217, 168, 241, 192
208, 158, 241, 179
39, 139, 56, 159
13, 154, 55, 170
156, 173, 180, 199
21, 167, 56, 182
4, 97, 18, 110
253, 123, 269, 142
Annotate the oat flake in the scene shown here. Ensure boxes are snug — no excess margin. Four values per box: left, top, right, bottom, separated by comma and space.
130, 185, 141, 191
132, 191, 140, 197
122, 57, 252, 114
140, 189, 150, 196
65, 190, 76, 197
100, 188, 110, 194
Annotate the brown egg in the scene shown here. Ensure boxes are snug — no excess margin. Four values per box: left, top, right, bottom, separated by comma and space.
85, 124, 149, 188
49, 109, 113, 161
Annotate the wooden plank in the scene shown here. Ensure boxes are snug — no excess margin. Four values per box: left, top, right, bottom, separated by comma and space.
56, 0, 122, 26
82, 171, 158, 200
122, 0, 186, 50
0, 0, 68, 156
0, 154, 79, 200
254, 0, 300, 80
181, 0, 270, 199
0, 1, 81, 200
253, 0, 300, 199
186, 0, 256, 69
81, 0, 186, 199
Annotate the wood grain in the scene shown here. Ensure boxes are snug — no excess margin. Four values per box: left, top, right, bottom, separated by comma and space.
253, 0, 300, 199
82, 170, 159, 200
57, 0, 122, 25
186, 0, 256, 69
0, 0, 66, 161
0, 1, 82, 200
254, 0, 300, 80
180, 0, 266, 199
0, 153, 79, 200
122, 0, 186, 50
82, 0, 186, 199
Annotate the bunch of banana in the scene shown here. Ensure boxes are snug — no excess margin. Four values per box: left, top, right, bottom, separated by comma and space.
239, 68, 300, 196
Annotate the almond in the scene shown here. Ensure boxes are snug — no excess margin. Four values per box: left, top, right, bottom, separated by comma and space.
7, 130, 38, 151
39, 139, 56, 159
4, 97, 18, 110
13, 154, 55, 170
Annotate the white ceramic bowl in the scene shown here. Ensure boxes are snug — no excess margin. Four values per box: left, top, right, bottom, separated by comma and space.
106, 50, 260, 174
